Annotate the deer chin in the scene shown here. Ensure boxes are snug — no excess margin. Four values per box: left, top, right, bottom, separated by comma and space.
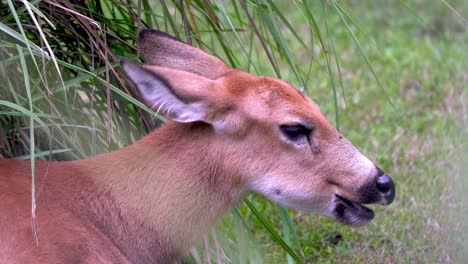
333, 194, 374, 226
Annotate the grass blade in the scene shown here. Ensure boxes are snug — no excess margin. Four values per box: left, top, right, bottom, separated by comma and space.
330, 0, 397, 111
277, 206, 304, 264
244, 199, 303, 263
16, 44, 39, 245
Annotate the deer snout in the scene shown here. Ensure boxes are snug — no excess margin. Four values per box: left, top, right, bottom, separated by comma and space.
375, 168, 395, 205
355, 166, 396, 206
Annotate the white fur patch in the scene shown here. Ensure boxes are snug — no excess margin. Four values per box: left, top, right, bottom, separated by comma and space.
353, 151, 375, 176
249, 175, 332, 217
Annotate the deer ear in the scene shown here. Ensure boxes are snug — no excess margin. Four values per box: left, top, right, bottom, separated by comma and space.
138, 29, 230, 80
121, 59, 217, 123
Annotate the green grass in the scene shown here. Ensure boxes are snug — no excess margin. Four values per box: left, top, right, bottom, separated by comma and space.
1, 0, 466, 263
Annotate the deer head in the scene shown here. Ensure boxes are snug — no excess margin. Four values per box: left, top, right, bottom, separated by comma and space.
121, 29, 395, 226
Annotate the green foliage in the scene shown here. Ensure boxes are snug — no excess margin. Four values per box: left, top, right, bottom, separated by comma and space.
0, 0, 466, 263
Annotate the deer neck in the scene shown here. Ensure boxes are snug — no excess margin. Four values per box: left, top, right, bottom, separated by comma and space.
82, 122, 239, 261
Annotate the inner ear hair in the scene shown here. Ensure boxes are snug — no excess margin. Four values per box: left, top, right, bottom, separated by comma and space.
121, 59, 218, 124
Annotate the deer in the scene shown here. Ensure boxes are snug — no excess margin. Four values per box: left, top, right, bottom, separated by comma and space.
0, 30, 395, 263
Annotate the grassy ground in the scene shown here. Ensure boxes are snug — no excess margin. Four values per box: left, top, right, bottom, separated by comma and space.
1, 0, 466, 263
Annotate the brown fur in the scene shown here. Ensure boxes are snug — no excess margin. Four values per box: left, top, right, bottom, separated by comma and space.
0, 30, 393, 263
138, 29, 230, 79
0, 123, 233, 263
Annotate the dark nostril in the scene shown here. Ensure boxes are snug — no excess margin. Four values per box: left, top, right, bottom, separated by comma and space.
376, 173, 395, 204
376, 174, 394, 193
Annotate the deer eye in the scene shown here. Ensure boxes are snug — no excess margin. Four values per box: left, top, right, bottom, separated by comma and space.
280, 124, 312, 143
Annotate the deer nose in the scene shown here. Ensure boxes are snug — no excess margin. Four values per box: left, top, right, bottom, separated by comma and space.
376, 169, 395, 205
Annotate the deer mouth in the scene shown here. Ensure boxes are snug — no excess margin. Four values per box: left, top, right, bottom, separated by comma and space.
334, 194, 374, 226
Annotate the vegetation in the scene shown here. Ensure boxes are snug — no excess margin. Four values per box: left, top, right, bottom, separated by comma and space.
0, 0, 466, 263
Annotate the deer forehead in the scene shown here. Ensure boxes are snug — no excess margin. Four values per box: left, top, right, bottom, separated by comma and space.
221, 74, 333, 131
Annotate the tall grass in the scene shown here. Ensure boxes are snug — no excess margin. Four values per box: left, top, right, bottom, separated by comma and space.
1, 0, 466, 263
